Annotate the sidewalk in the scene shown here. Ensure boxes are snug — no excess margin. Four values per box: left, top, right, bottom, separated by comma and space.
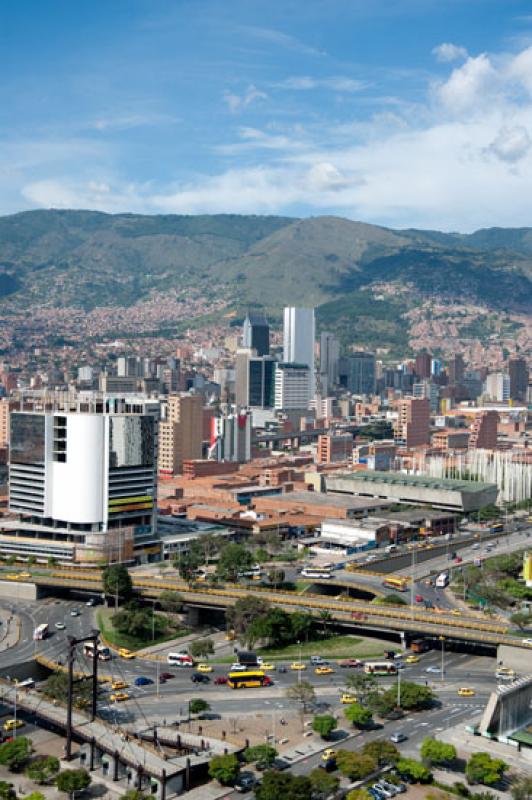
0, 608, 19, 653
138, 628, 224, 658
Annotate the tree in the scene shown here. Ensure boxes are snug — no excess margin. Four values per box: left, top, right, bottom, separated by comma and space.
345, 671, 378, 704
346, 792, 373, 800
396, 758, 433, 784
362, 740, 400, 766
243, 745, 277, 769
290, 611, 314, 642
373, 594, 408, 606
420, 737, 457, 767
255, 548, 269, 564
465, 752, 507, 786
22, 793, 45, 800
256, 771, 311, 800
190, 638, 214, 659
0, 739, 32, 772
121, 792, 152, 800
344, 702, 372, 729
268, 568, 285, 588
158, 590, 183, 614
174, 541, 204, 582
249, 607, 293, 648
336, 750, 376, 780
308, 768, 339, 799
509, 612, 531, 631
208, 754, 240, 786
318, 610, 333, 637
382, 681, 434, 711
512, 777, 532, 800
112, 605, 167, 640
102, 565, 133, 603
0, 782, 15, 800
217, 544, 254, 582
312, 715, 337, 740
43, 671, 94, 710
286, 681, 316, 711
25, 756, 60, 784
189, 698, 210, 716
55, 769, 91, 798
226, 595, 270, 641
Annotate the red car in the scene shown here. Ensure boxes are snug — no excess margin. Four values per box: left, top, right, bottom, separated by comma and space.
454, 556, 463, 564
415, 594, 424, 603
214, 676, 228, 685
339, 658, 363, 668
160, 672, 174, 681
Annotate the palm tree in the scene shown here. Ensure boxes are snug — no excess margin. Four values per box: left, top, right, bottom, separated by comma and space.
318, 610, 333, 638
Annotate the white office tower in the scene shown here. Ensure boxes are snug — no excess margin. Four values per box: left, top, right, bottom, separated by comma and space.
274, 363, 311, 410
319, 331, 340, 395
283, 307, 315, 402
7, 392, 159, 565
485, 372, 510, 403
209, 410, 251, 463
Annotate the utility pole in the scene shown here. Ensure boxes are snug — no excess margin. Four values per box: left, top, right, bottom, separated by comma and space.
66, 630, 100, 760
396, 666, 401, 709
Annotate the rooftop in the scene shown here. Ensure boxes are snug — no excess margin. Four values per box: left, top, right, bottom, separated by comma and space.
331, 470, 495, 494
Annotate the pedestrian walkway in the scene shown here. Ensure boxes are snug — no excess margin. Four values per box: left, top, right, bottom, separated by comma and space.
0, 608, 19, 653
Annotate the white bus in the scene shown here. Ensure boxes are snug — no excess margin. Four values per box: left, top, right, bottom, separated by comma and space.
301, 564, 334, 579
435, 572, 449, 588
364, 661, 398, 675
83, 642, 111, 661
33, 623, 49, 641
167, 652, 194, 667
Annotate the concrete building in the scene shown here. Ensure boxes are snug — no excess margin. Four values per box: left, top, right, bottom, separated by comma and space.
340, 352, 376, 395
6, 392, 159, 564
208, 410, 251, 463
235, 350, 276, 408
158, 394, 203, 476
432, 429, 470, 450
316, 432, 353, 464
485, 372, 510, 403
448, 354, 465, 385
415, 351, 432, 379
413, 380, 439, 413
319, 332, 340, 395
509, 356, 529, 403
283, 307, 315, 399
242, 313, 270, 356
325, 470, 498, 512
274, 363, 311, 410
468, 410, 498, 449
394, 397, 430, 448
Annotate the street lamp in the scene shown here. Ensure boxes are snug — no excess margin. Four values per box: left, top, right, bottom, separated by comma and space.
297, 640, 302, 685
439, 636, 445, 683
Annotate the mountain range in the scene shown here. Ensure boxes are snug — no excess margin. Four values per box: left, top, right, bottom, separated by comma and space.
0, 209, 531, 352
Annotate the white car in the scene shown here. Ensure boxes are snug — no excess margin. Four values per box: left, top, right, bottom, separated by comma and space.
426, 665, 443, 674
522, 639, 532, 646
55, 622, 65, 630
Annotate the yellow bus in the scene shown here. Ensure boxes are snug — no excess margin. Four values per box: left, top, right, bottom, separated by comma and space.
227, 670, 272, 689
382, 576, 409, 592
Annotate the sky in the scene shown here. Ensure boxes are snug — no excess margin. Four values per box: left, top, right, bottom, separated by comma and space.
3, 0, 532, 230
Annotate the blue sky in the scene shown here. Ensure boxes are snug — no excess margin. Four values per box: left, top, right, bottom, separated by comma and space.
3, 0, 532, 230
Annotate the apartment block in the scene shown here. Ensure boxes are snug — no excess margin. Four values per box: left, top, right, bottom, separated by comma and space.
158, 394, 203, 476
394, 397, 430, 448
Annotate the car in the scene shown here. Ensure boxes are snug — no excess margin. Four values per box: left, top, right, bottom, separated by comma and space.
471, 543, 480, 550
383, 780, 406, 793
229, 663, 246, 672
134, 676, 154, 686
191, 672, 210, 684
86, 598, 96, 607
450, 609, 461, 616
234, 772, 257, 793
70, 608, 80, 617
368, 789, 385, 800
374, 783, 396, 797
322, 748, 336, 763
405, 655, 419, 664
315, 666, 334, 675
290, 662, 306, 671
426, 665, 443, 674
118, 648, 135, 659
3, 719, 24, 732
214, 676, 228, 685
310, 656, 327, 665
339, 658, 363, 668
18, 572, 32, 579
454, 556, 463, 563
457, 687, 475, 697
111, 680, 128, 690
55, 622, 65, 630
277, 665, 287, 673
341, 693, 357, 704
259, 662, 275, 671
197, 663, 213, 673
395, 661, 405, 670
272, 758, 290, 771
390, 732, 408, 743
415, 594, 424, 603
522, 639, 532, 646
160, 672, 174, 680
110, 692, 129, 702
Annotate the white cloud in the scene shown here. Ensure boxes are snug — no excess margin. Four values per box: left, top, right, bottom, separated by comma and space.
432, 43, 468, 63
279, 76, 367, 92
435, 54, 499, 114
488, 125, 531, 162
223, 85, 268, 113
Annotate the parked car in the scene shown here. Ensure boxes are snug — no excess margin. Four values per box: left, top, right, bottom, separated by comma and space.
373, 782, 396, 797
234, 772, 257, 792
271, 758, 290, 771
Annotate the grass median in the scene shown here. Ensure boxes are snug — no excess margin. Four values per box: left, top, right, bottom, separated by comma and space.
213, 634, 393, 663
97, 607, 186, 652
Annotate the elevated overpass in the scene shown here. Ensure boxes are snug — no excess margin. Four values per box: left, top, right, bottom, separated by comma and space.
12, 569, 526, 650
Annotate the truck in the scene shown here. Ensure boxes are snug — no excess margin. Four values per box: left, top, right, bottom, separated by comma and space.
435, 571, 449, 588
410, 638, 430, 653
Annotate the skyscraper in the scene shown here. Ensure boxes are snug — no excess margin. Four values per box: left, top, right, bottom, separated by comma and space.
319, 332, 340, 394
242, 313, 270, 356
345, 352, 376, 395
235, 349, 276, 408
158, 394, 203, 475
415, 351, 432, 379
274, 363, 311, 410
283, 307, 315, 401
509, 356, 529, 403
394, 397, 430, 448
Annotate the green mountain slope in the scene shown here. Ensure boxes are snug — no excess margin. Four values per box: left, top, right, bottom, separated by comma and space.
0, 210, 531, 327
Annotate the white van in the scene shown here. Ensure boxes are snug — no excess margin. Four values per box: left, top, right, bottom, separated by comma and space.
385, 544, 398, 554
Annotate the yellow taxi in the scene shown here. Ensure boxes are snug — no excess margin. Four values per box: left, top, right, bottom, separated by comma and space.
110, 692, 129, 702
18, 572, 32, 579
3, 719, 24, 731
315, 666, 334, 675
451, 609, 462, 616
341, 693, 357, 704
111, 680, 128, 691
261, 663, 275, 671
197, 663, 213, 673
290, 662, 306, 671
457, 687, 475, 697
322, 748, 337, 762
118, 648, 135, 659
405, 655, 420, 664
5, 574, 20, 581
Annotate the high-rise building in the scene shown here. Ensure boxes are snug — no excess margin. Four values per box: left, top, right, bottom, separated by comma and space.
319, 332, 340, 395
274, 363, 311, 410
316, 432, 353, 464
415, 351, 432, 379
345, 352, 376, 395
413, 380, 440, 412
485, 372, 510, 403
208, 410, 252, 463
394, 397, 430, 448
235, 350, 276, 408
158, 394, 203, 476
509, 356, 529, 403
468, 410, 498, 449
6, 392, 159, 564
448, 354, 465, 385
283, 307, 315, 399
242, 314, 270, 357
